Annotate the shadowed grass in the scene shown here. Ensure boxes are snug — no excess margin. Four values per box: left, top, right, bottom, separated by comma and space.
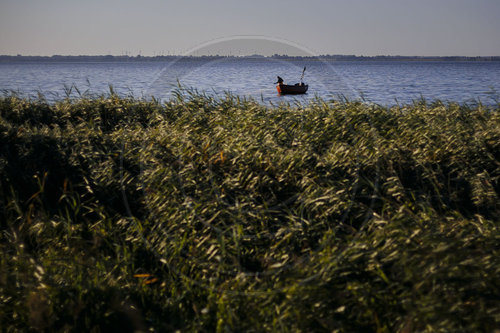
0, 92, 499, 332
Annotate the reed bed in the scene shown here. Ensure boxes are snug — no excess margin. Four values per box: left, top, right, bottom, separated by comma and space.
0, 91, 499, 332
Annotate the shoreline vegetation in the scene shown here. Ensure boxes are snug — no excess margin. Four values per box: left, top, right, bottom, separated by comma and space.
1, 54, 500, 63
0, 91, 499, 331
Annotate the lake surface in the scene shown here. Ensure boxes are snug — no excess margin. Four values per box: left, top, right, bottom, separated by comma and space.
1, 58, 499, 105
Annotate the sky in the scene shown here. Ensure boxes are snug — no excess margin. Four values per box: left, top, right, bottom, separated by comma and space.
0, 0, 499, 56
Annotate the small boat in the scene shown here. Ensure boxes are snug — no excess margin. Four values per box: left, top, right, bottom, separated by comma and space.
275, 66, 308, 95
277, 83, 308, 95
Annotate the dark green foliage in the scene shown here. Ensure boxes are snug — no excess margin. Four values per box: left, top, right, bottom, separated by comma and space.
0, 93, 499, 332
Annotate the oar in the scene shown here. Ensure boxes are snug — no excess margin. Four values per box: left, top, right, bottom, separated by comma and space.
300, 66, 306, 84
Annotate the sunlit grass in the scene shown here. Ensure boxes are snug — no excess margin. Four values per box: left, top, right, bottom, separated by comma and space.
0, 91, 499, 331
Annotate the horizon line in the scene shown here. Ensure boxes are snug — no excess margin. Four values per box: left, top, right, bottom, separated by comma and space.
1, 54, 500, 59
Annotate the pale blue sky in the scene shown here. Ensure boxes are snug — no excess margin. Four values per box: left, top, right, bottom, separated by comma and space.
1, 0, 499, 56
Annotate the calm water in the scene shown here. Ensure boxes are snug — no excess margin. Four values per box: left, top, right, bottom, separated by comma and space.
1, 58, 499, 105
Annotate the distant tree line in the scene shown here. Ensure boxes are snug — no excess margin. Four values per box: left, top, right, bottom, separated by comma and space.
0, 54, 499, 62
270, 54, 500, 61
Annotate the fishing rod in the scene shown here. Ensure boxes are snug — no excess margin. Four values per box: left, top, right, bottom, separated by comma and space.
300, 66, 306, 84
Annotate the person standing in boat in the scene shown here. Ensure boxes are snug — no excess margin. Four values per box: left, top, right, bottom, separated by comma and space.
275, 76, 284, 85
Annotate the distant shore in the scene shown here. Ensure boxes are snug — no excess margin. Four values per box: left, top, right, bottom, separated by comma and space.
1, 54, 500, 63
